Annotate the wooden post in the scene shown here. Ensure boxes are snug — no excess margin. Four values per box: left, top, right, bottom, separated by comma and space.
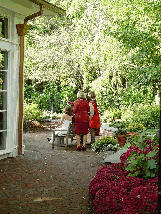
16, 24, 30, 155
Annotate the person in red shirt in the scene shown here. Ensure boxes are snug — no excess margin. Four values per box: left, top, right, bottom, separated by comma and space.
88, 91, 100, 144
73, 91, 90, 151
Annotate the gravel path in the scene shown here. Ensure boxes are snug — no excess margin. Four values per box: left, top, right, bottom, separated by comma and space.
0, 131, 113, 214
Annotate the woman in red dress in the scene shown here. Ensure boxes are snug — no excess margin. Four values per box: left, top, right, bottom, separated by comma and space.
73, 91, 90, 151
88, 91, 100, 144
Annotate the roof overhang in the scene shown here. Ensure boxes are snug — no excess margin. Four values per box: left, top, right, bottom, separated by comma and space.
0, 0, 65, 17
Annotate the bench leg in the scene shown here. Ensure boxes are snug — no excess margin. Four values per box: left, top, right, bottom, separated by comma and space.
65, 136, 68, 148
71, 137, 73, 143
61, 137, 64, 145
52, 132, 55, 149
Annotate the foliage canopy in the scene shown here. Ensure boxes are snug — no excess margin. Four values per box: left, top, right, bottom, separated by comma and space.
24, 0, 161, 115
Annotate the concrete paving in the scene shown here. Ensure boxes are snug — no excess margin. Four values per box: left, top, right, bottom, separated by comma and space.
104, 148, 128, 163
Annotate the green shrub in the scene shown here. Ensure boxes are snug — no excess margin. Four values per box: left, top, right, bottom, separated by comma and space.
109, 120, 128, 129
102, 108, 122, 122
24, 81, 77, 113
126, 122, 144, 132
91, 136, 119, 152
23, 102, 42, 122
124, 130, 159, 179
121, 103, 160, 129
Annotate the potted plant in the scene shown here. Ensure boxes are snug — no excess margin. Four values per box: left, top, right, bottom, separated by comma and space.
91, 136, 119, 152
110, 121, 128, 147
115, 127, 127, 146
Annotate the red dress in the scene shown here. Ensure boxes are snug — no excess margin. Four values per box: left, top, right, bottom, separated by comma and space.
73, 99, 90, 135
89, 101, 100, 130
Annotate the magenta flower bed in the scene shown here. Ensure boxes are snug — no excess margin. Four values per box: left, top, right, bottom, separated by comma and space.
89, 146, 158, 214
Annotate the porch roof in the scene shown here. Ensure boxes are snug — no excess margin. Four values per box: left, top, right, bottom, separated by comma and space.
0, 0, 65, 17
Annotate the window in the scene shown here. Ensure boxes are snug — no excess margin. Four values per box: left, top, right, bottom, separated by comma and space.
0, 17, 8, 39
0, 51, 7, 150
0, 15, 8, 150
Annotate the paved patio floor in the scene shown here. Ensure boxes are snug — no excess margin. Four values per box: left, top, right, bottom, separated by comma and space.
0, 131, 114, 214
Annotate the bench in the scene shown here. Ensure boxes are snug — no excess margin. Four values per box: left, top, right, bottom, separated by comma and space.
51, 122, 75, 149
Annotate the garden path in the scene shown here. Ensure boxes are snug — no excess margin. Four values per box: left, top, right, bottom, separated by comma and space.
0, 130, 114, 214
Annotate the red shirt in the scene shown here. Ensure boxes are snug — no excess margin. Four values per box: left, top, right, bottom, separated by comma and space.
89, 101, 100, 129
73, 99, 90, 134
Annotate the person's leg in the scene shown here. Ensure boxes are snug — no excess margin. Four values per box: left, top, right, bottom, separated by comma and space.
76, 134, 81, 147
81, 134, 87, 151
90, 127, 95, 144
83, 134, 87, 147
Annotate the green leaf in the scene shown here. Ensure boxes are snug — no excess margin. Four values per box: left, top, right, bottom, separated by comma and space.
125, 164, 137, 171
146, 151, 156, 158
147, 159, 157, 169
128, 171, 140, 177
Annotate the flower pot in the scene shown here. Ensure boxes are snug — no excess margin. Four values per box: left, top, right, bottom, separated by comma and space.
134, 133, 140, 137
127, 132, 134, 137
117, 134, 126, 146
127, 132, 140, 137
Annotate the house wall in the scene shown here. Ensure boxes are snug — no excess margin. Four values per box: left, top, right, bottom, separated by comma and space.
0, 5, 25, 159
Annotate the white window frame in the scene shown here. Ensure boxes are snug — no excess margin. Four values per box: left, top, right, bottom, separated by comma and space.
0, 15, 12, 152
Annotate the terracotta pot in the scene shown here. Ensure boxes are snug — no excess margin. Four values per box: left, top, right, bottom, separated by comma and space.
127, 132, 134, 137
134, 133, 140, 136
117, 134, 126, 146
128, 132, 140, 137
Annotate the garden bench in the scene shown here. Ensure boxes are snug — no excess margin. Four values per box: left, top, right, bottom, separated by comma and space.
51, 122, 75, 149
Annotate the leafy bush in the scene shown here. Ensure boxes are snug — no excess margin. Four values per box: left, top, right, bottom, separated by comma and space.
122, 130, 159, 180
109, 120, 128, 129
126, 122, 144, 132
23, 102, 42, 122
109, 120, 128, 135
89, 130, 159, 213
121, 103, 160, 129
102, 108, 122, 122
91, 136, 119, 152
24, 81, 77, 113
102, 103, 159, 129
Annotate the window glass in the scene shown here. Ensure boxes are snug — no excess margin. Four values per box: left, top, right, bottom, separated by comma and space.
0, 51, 8, 150
0, 17, 8, 39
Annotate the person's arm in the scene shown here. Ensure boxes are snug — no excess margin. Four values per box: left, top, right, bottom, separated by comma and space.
58, 114, 65, 127
67, 97, 74, 106
72, 102, 77, 114
67, 100, 74, 106
89, 102, 94, 120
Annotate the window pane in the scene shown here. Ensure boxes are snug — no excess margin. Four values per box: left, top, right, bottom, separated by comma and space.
0, 111, 7, 130
0, 131, 7, 150
0, 92, 7, 110
0, 71, 7, 90
0, 50, 8, 150
0, 17, 8, 39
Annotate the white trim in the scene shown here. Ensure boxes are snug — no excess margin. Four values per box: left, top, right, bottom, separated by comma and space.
0, 145, 24, 158
0, 5, 13, 18
0, 5, 25, 20
0, 37, 19, 46
0, 40, 12, 52
0, 5, 21, 159
0, 149, 11, 155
